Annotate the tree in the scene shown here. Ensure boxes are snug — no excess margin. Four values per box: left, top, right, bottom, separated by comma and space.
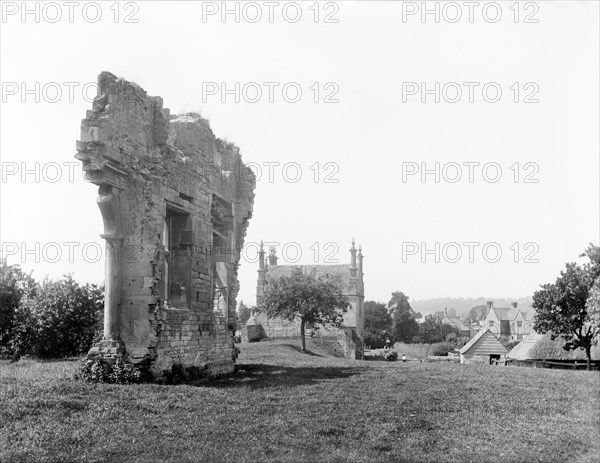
237, 300, 252, 325
389, 291, 420, 342
259, 267, 350, 352
362, 301, 392, 348
533, 244, 600, 370
419, 313, 460, 344
364, 301, 392, 331
467, 305, 488, 323
363, 301, 393, 348
0, 260, 37, 354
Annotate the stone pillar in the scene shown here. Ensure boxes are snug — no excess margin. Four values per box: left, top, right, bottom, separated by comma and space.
101, 234, 123, 340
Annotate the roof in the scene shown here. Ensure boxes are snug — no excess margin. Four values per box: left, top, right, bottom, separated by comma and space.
489, 307, 535, 321
265, 264, 352, 289
492, 307, 514, 320
505, 332, 544, 360
459, 327, 509, 355
507, 332, 600, 361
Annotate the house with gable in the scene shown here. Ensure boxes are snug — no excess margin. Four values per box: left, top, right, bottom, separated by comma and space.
441, 308, 471, 336
482, 300, 535, 341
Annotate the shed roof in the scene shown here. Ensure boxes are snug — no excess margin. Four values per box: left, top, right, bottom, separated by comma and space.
459, 327, 509, 355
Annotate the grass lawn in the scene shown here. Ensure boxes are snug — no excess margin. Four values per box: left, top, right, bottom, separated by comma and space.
1, 340, 599, 463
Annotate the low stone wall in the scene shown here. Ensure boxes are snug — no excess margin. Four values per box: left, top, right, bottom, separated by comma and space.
147, 307, 236, 378
313, 326, 363, 360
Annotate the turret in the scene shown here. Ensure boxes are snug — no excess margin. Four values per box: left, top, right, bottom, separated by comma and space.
268, 246, 278, 265
256, 241, 266, 305
258, 241, 265, 271
357, 244, 364, 294
350, 238, 357, 268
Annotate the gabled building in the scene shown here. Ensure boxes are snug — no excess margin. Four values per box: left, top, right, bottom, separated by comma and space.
482, 301, 534, 341
255, 240, 365, 359
459, 327, 509, 365
441, 308, 471, 336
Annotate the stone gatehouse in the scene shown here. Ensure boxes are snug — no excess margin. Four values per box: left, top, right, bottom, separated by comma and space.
254, 240, 365, 359
76, 72, 255, 378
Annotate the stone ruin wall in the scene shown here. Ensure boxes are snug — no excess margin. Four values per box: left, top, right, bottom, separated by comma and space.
76, 72, 255, 378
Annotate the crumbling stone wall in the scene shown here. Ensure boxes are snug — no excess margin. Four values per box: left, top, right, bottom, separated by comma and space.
76, 72, 255, 378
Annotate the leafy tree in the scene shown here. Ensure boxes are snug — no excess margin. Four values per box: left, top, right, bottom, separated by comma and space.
419, 313, 460, 344
10, 275, 104, 359
533, 244, 600, 370
363, 301, 393, 348
259, 267, 350, 352
389, 291, 420, 342
432, 342, 455, 356
237, 300, 252, 325
363, 329, 389, 349
364, 301, 392, 331
0, 260, 37, 354
467, 305, 488, 323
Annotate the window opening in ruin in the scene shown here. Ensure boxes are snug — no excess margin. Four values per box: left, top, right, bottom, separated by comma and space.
163, 207, 192, 308
211, 195, 234, 260
178, 192, 194, 203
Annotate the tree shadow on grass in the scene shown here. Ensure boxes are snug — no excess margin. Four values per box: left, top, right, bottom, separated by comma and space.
192, 363, 362, 389
280, 343, 323, 357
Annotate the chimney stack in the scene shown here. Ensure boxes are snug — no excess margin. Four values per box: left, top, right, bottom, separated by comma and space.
487, 300, 493, 310
511, 301, 518, 309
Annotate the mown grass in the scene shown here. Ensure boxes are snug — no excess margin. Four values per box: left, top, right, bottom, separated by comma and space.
1, 339, 599, 463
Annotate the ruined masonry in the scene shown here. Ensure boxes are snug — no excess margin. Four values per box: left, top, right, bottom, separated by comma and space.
76, 72, 255, 378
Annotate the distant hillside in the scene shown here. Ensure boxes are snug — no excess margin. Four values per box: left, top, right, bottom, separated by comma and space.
410, 297, 533, 318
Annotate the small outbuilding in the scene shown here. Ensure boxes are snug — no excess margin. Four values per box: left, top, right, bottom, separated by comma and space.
459, 327, 508, 365
506, 331, 600, 370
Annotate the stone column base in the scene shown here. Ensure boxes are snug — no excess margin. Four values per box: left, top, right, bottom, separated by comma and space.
86, 339, 126, 363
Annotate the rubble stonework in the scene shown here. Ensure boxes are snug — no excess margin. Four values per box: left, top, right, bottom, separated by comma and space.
76, 72, 255, 378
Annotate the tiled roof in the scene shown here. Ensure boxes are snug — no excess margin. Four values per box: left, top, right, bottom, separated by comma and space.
492, 307, 515, 320
491, 307, 535, 321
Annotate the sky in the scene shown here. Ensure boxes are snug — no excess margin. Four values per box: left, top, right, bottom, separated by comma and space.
1, 0, 598, 307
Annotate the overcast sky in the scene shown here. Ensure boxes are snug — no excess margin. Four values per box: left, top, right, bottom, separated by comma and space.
1, 1, 598, 306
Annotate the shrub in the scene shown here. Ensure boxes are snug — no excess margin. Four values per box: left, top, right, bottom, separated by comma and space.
505, 340, 521, 351
432, 342, 455, 356
9, 276, 103, 359
78, 356, 144, 384
0, 261, 37, 354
